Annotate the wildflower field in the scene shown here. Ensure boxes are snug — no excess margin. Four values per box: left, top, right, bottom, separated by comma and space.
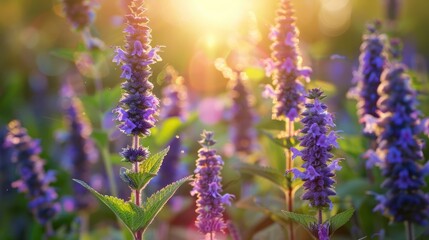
1, 0, 429, 239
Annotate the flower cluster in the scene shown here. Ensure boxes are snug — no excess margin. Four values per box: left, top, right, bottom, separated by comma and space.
229, 72, 257, 154
5, 120, 60, 226
113, 0, 162, 139
291, 89, 340, 209
374, 63, 429, 225
158, 66, 188, 188
62, 0, 94, 31
354, 22, 387, 135
216, 59, 257, 154
62, 86, 98, 211
191, 131, 234, 236
265, 0, 311, 121
160, 66, 187, 120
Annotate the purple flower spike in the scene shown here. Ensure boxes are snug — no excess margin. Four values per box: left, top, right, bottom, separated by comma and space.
267, 0, 311, 121
113, 0, 161, 138
353, 22, 387, 136
158, 66, 188, 188
62, 85, 99, 211
191, 131, 234, 236
228, 72, 258, 154
6, 120, 60, 226
62, 0, 94, 30
294, 89, 340, 209
374, 61, 429, 225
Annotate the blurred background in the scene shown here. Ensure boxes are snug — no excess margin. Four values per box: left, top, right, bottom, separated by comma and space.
1, 0, 429, 239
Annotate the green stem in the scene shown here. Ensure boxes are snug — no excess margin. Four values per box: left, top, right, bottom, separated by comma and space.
284, 119, 295, 240
101, 147, 118, 196
405, 221, 414, 240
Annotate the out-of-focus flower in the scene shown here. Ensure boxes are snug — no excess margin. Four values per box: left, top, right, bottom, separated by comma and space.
290, 89, 340, 209
62, 0, 94, 31
216, 59, 257, 155
374, 62, 429, 225
267, 0, 311, 121
353, 21, 388, 136
160, 66, 187, 120
62, 84, 98, 211
6, 120, 60, 227
191, 131, 234, 238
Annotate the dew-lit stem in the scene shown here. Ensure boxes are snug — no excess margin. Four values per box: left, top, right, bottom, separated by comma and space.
284, 119, 295, 240
132, 135, 142, 240
318, 209, 323, 225
405, 221, 414, 240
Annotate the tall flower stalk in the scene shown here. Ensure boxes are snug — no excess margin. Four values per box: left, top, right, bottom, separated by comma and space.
291, 89, 341, 240
158, 66, 188, 188
265, 1, 311, 239
191, 131, 234, 240
215, 59, 257, 155
373, 58, 429, 238
74, 1, 190, 239
5, 120, 60, 237
62, 85, 98, 213
353, 21, 387, 137
62, 0, 104, 50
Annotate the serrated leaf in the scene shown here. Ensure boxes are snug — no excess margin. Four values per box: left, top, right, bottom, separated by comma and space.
282, 211, 317, 230
238, 163, 287, 191
142, 176, 192, 232
327, 208, 355, 235
139, 147, 170, 175
73, 179, 145, 233
126, 171, 157, 190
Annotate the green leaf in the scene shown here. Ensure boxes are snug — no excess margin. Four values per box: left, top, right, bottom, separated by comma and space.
282, 211, 317, 230
73, 179, 145, 233
260, 129, 297, 149
142, 176, 192, 232
50, 48, 75, 61
238, 163, 287, 191
125, 171, 157, 191
139, 147, 170, 175
155, 117, 182, 146
327, 208, 355, 235
92, 130, 109, 148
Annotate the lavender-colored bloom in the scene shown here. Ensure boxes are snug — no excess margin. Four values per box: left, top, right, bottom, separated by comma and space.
354, 22, 387, 135
157, 66, 188, 188
113, 0, 162, 138
62, 86, 98, 211
191, 131, 234, 236
291, 89, 339, 208
62, 0, 94, 30
267, 0, 311, 121
228, 72, 258, 154
160, 66, 187, 120
5, 120, 60, 225
374, 62, 429, 225
310, 222, 330, 240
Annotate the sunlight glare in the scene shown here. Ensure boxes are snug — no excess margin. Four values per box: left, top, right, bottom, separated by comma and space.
181, 0, 249, 30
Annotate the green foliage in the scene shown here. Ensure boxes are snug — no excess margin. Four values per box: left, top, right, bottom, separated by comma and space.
73, 179, 146, 233
282, 211, 317, 230
327, 208, 355, 235
139, 147, 170, 175
73, 176, 191, 235
238, 163, 287, 191
259, 129, 297, 149
141, 176, 192, 233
